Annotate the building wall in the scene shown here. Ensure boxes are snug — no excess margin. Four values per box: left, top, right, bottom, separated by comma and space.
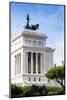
11, 31, 54, 86
11, 36, 23, 79
11, 36, 23, 53
23, 37, 46, 47
11, 48, 23, 79
46, 51, 53, 71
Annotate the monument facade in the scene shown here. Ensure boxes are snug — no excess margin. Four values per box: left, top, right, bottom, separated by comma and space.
11, 29, 55, 86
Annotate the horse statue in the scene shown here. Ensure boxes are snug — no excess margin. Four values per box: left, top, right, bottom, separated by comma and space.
30, 24, 39, 30
25, 24, 39, 30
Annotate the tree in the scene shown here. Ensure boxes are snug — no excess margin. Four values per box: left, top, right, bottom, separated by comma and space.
45, 66, 65, 89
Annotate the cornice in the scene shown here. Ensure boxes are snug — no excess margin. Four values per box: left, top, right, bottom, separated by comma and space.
12, 29, 48, 42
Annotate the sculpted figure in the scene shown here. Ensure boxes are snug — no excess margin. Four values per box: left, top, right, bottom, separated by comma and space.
25, 14, 39, 30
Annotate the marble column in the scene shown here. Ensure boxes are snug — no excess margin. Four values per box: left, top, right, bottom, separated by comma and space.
36, 53, 38, 74
43, 52, 46, 73
20, 54, 21, 74
15, 55, 17, 75
23, 51, 25, 74
25, 52, 28, 73
18, 54, 19, 74
21, 51, 23, 75
19, 54, 21, 74
31, 52, 33, 74
16, 55, 18, 75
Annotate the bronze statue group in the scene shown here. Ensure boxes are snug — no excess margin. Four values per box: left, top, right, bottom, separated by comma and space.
25, 14, 39, 30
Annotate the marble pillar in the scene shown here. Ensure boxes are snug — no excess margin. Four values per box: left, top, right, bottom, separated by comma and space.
31, 52, 33, 74
36, 53, 38, 74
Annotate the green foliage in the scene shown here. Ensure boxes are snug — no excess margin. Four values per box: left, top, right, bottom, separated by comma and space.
22, 86, 32, 97
11, 84, 65, 98
22, 86, 32, 91
47, 86, 65, 95
38, 85, 48, 96
11, 84, 23, 98
45, 66, 65, 90
45, 66, 64, 80
11, 84, 48, 97
22, 85, 48, 97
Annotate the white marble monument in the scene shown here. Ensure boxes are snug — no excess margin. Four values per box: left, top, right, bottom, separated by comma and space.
11, 29, 55, 86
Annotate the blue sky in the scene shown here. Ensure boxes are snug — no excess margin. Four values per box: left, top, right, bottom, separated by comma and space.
11, 2, 64, 65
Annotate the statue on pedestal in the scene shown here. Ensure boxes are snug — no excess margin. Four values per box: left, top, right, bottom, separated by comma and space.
25, 14, 30, 28
25, 14, 39, 30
